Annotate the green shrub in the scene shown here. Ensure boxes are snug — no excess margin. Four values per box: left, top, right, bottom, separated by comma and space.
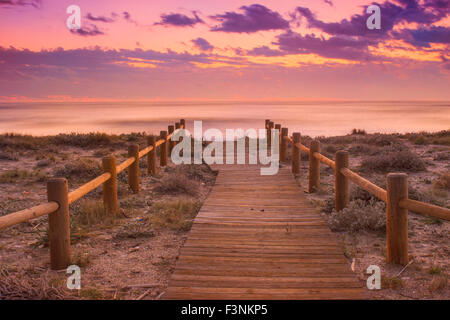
360, 151, 426, 173
363, 134, 402, 147
51, 133, 119, 148
0, 133, 44, 150
328, 199, 386, 232
404, 130, 450, 146
413, 135, 427, 145
348, 144, 380, 155
351, 129, 367, 135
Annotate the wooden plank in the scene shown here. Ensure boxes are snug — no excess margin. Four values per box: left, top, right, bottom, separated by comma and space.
164, 287, 364, 300
163, 164, 365, 300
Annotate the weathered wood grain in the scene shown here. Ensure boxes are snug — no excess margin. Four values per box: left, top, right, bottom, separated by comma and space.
164, 163, 366, 300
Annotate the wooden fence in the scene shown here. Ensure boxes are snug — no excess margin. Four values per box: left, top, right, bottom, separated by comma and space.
0, 119, 185, 270
0, 118, 448, 270
267, 119, 450, 266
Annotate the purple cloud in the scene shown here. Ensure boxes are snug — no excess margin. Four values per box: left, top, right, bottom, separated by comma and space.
0, 0, 41, 8
85, 11, 138, 25
243, 46, 285, 57
274, 30, 375, 61
155, 11, 203, 27
0, 47, 219, 74
397, 26, 450, 47
70, 24, 104, 37
283, 1, 449, 61
123, 11, 138, 25
323, 0, 333, 6
0, 46, 448, 101
294, 0, 448, 38
192, 38, 214, 51
210, 4, 289, 33
86, 13, 116, 23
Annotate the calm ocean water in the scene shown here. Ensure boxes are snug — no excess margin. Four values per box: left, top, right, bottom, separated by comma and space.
0, 101, 449, 137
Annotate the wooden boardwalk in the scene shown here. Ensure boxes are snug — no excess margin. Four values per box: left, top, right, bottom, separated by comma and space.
164, 163, 365, 299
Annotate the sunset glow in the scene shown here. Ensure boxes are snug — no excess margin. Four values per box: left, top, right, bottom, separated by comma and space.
0, 0, 448, 101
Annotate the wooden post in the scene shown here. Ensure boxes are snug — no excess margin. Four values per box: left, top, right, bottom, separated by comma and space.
264, 120, 270, 150
309, 140, 320, 193
128, 144, 140, 194
168, 125, 175, 156
175, 122, 181, 147
335, 151, 349, 211
180, 119, 185, 129
47, 178, 71, 270
147, 135, 157, 175
268, 121, 274, 151
102, 156, 119, 216
160, 130, 168, 167
386, 173, 409, 265
292, 132, 300, 175
275, 124, 281, 156
280, 128, 288, 162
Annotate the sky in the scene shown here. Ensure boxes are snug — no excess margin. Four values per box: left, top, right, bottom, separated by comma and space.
0, 0, 449, 101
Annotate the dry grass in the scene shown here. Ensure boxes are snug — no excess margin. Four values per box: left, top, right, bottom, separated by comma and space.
433, 171, 450, 191
72, 251, 92, 267
0, 151, 19, 161
35, 200, 117, 248
150, 199, 201, 231
71, 199, 115, 227
429, 275, 448, 292
0, 268, 70, 300
404, 130, 450, 146
0, 169, 32, 183
79, 287, 104, 299
381, 275, 404, 289
154, 172, 201, 196
54, 159, 102, 181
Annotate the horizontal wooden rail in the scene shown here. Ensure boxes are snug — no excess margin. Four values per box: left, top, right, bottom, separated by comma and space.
313, 152, 335, 169
68, 173, 111, 204
399, 198, 450, 221
116, 157, 135, 174
295, 142, 310, 153
155, 138, 165, 148
340, 168, 387, 202
0, 202, 59, 230
138, 131, 173, 159
290, 139, 448, 221
138, 145, 154, 158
